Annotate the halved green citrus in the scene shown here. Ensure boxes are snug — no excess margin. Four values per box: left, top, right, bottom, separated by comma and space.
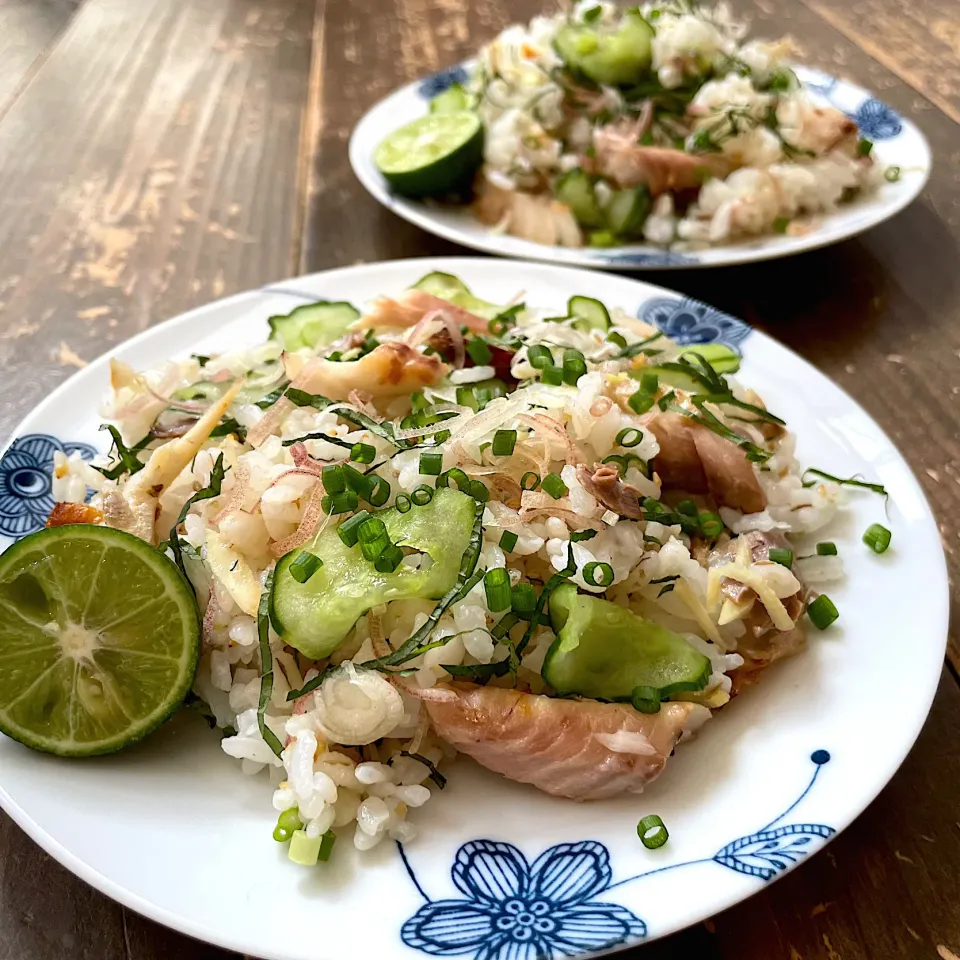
0, 525, 201, 757
374, 111, 483, 198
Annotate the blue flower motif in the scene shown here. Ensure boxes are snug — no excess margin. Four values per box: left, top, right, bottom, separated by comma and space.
419, 65, 470, 100
639, 296, 752, 350
800, 72, 839, 98
599, 251, 700, 267
0, 434, 98, 539
402, 840, 646, 959
853, 97, 902, 140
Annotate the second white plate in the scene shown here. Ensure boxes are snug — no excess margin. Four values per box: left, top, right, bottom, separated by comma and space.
350, 65, 931, 269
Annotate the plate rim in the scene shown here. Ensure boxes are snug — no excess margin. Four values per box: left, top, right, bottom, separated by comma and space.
0, 257, 949, 959
348, 63, 933, 270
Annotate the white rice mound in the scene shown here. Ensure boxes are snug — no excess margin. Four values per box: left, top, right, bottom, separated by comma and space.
65, 289, 847, 854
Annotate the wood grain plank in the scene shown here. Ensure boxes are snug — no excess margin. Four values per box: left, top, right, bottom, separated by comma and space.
0, 0, 317, 444
0, 1, 315, 956
0, 0, 76, 116
801, 0, 960, 123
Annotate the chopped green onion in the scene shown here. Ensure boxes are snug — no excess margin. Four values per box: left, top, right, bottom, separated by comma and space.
816, 541, 837, 556
607, 331, 627, 350
631, 686, 661, 715
615, 427, 643, 448
562, 348, 587, 385
542, 472, 568, 499
411, 485, 434, 506
374, 543, 404, 573
640, 371, 659, 395
410, 392, 428, 412
395, 493, 412, 514
571, 529, 598, 542
322, 464, 345, 494
317, 830, 337, 862
863, 523, 891, 554
808, 594, 839, 630
468, 480, 489, 503
322, 490, 359, 515
768, 547, 793, 568
657, 390, 676, 411
367, 475, 390, 507
456, 386, 478, 411
358, 517, 389, 562
419, 452, 443, 476
492, 429, 517, 457
342, 464, 373, 498
541, 366, 564, 386
484, 568, 511, 612
466, 337, 492, 365
288, 829, 323, 866
772, 216, 791, 234
350, 442, 376, 464
884, 165, 901, 182
437, 467, 470, 491
499, 530, 518, 553
857, 137, 873, 157
273, 807, 302, 841
527, 344, 554, 369
337, 510, 370, 547
290, 551, 323, 584
520, 472, 541, 491
583, 561, 614, 587
698, 511, 723, 538
511, 582, 537, 618
637, 814, 669, 849
629, 390, 655, 415
676, 499, 697, 517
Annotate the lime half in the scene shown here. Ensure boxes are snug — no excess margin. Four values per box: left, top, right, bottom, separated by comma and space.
374, 111, 483, 199
0, 525, 201, 756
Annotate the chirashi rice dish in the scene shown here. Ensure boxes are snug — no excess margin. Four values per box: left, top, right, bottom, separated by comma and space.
375, 1, 895, 250
48, 275, 852, 861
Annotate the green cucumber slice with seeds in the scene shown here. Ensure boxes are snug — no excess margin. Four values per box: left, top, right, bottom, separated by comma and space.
268, 301, 361, 352
604, 185, 652, 237
0, 525, 201, 757
568, 295, 611, 333
543, 583, 711, 704
411, 272, 502, 320
555, 169, 604, 228
375, 111, 483, 199
553, 11, 655, 87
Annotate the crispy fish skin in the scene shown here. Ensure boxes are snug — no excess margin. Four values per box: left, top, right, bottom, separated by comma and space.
425, 684, 709, 800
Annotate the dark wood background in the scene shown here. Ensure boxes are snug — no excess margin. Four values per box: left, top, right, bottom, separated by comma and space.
0, 0, 958, 957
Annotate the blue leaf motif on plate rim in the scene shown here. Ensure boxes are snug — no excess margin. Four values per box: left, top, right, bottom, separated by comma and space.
0, 433, 98, 540
418, 66, 470, 100
639, 295, 752, 350
399, 751, 834, 958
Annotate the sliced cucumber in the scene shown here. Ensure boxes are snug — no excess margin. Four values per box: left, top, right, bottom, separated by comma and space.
542, 583, 711, 703
680, 343, 741, 374
374, 111, 483, 199
553, 11, 654, 87
430, 84, 471, 113
555, 168, 604, 228
605, 185, 652, 238
172, 381, 224, 403
412, 272, 502, 320
268, 301, 361, 352
569, 295, 611, 333
270, 487, 476, 659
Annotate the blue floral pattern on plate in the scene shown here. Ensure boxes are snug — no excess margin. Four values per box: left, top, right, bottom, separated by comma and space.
853, 98, 903, 140
0, 434, 98, 539
599, 252, 700, 268
400, 752, 834, 958
419, 66, 470, 100
640, 295, 752, 350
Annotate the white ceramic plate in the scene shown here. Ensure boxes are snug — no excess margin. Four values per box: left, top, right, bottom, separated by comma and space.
0, 258, 948, 960
350, 65, 932, 269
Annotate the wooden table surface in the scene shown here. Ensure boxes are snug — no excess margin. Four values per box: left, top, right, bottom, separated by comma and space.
0, 0, 958, 957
